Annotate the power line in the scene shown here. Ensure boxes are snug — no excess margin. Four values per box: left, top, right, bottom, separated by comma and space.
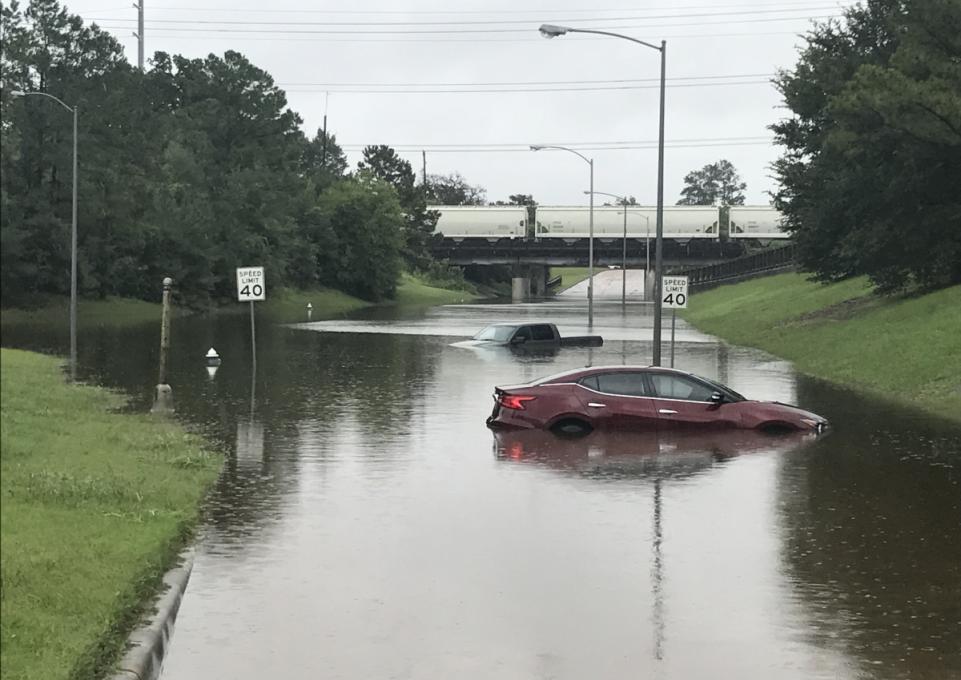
89, 14, 838, 34
98, 30, 804, 43
276, 73, 774, 87
95, 1, 846, 14
87, 7, 840, 26
339, 140, 775, 152
343, 136, 771, 149
283, 80, 772, 94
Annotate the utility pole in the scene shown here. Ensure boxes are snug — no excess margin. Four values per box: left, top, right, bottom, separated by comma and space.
422, 150, 427, 186
320, 91, 329, 166
134, 0, 144, 70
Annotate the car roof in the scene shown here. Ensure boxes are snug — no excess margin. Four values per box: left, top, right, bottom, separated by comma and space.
535, 365, 698, 384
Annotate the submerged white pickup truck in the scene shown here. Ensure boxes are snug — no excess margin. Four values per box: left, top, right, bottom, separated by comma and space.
466, 323, 603, 349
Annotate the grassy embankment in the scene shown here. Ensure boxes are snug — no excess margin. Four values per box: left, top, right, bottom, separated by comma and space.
550, 267, 592, 292
682, 273, 961, 422
0, 348, 221, 680
0, 274, 477, 330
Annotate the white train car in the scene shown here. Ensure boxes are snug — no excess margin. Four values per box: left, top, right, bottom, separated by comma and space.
430, 205, 527, 240
729, 206, 790, 239
536, 206, 719, 239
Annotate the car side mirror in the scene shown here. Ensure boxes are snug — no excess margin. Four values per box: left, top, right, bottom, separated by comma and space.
710, 392, 725, 405
510, 335, 527, 345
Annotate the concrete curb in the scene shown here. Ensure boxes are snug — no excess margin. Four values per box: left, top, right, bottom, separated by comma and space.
109, 548, 195, 680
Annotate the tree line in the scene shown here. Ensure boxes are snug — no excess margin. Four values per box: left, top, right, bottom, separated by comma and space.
1, 0, 466, 306
3, 0, 956, 309
773, 0, 961, 292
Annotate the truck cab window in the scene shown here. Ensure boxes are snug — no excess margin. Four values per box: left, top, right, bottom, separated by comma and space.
531, 325, 555, 341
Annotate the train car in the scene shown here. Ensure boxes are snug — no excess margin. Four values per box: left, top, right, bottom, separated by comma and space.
728, 206, 790, 239
430, 205, 527, 240
535, 206, 719, 239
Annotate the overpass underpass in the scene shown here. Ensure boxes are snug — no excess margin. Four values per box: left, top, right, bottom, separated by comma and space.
429, 237, 750, 300
428, 236, 747, 268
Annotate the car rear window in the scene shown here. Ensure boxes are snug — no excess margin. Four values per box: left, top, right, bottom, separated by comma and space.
594, 372, 651, 397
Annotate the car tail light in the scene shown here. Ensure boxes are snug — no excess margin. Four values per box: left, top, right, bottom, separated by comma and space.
499, 394, 536, 410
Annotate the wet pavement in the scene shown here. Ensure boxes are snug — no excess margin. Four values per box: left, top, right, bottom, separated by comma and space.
3, 298, 959, 679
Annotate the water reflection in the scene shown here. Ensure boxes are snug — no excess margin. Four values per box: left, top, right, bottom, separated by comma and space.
777, 381, 961, 680
3, 299, 959, 679
493, 428, 818, 481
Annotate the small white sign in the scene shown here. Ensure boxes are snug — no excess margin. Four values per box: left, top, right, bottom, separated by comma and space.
662, 275, 689, 309
236, 266, 266, 301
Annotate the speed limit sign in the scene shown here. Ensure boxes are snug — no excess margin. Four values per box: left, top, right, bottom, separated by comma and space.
236, 266, 266, 301
662, 276, 689, 309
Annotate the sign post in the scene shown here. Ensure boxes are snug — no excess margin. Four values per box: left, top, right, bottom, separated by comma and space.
661, 276, 688, 368
237, 267, 266, 405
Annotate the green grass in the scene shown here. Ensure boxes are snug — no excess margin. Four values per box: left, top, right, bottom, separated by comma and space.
551, 267, 592, 292
0, 349, 222, 680
2, 276, 477, 330
394, 273, 479, 306
683, 273, 961, 422
0, 297, 164, 331
257, 287, 371, 324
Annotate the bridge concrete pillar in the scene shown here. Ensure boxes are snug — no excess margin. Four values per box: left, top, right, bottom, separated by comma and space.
645, 269, 656, 302
511, 277, 531, 302
529, 265, 550, 298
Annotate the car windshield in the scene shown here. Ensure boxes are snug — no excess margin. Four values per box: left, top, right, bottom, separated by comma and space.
473, 325, 517, 342
694, 373, 746, 402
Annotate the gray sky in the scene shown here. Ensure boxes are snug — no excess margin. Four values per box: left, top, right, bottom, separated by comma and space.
71, 0, 846, 205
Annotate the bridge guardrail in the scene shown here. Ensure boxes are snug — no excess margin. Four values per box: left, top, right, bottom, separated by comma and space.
678, 244, 796, 292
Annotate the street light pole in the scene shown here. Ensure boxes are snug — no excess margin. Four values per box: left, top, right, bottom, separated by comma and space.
531, 144, 595, 327
584, 189, 630, 306
539, 23, 667, 365
12, 90, 79, 380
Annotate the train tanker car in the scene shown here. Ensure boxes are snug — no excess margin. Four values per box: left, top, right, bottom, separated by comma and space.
728, 206, 790, 239
535, 206, 719, 239
430, 205, 527, 240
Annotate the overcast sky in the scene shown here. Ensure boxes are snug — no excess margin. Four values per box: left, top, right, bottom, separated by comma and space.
69, 0, 848, 205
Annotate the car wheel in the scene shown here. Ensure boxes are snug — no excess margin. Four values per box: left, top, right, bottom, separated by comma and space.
551, 419, 593, 438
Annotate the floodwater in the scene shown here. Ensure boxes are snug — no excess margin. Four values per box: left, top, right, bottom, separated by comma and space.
4, 298, 959, 679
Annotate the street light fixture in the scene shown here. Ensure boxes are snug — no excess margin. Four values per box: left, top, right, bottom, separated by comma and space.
11, 90, 79, 380
531, 144, 595, 327
538, 23, 668, 366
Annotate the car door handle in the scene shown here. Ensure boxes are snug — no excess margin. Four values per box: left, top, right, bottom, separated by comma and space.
587, 402, 606, 408
658, 409, 678, 415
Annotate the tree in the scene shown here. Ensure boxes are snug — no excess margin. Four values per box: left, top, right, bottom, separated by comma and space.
772, 0, 961, 291
425, 172, 485, 205
301, 127, 347, 189
357, 145, 435, 267
492, 193, 537, 207
313, 177, 404, 300
677, 159, 746, 206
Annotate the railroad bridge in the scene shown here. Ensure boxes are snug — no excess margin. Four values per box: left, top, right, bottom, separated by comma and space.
428, 236, 754, 299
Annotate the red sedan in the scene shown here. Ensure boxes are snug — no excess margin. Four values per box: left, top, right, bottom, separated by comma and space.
487, 366, 829, 436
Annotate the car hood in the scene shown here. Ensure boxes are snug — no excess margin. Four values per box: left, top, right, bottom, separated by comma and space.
756, 400, 828, 424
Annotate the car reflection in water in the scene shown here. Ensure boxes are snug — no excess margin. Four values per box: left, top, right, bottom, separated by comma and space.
493, 427, 820, 480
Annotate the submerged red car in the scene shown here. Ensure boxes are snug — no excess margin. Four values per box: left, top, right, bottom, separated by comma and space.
487, 366, 829, 436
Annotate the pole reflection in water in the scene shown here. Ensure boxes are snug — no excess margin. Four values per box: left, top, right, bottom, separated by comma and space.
4, 297, 957, 680
652, 476, 664, 662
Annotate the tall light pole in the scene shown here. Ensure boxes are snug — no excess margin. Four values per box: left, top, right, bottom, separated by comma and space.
12, 90, 79, 380
584, 190, 631, 305
531, 144, 595, 327
539, 23, 667, 366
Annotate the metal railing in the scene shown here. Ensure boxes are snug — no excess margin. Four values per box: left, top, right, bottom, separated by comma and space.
678, 244, 796, 292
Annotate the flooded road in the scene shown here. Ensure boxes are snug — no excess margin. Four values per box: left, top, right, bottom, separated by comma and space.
4, 299, 959, 679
